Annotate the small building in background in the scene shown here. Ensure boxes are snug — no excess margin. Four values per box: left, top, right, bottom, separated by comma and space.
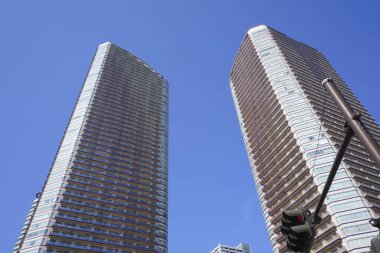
211, 243, 252, 253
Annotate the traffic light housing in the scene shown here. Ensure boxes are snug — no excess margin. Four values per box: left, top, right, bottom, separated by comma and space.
281, 209, 314, 252
281, 209, 304, 235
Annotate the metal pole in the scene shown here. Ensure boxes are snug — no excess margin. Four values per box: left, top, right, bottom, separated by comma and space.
312, 125, 354, 224
322, 78, 380, 168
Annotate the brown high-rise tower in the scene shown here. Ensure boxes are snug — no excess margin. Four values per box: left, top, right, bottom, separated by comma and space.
230, 25, 380, 253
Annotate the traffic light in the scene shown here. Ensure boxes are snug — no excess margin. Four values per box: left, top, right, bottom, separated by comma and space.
281, 209, 314, 252
281, 209, 304, 235
287, 221, 313, 252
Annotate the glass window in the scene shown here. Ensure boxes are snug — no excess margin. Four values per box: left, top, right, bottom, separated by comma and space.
309, 155, 335, 166
327, 190, 357, 201
306, 147, 333, 159
329, 180, 354, 191
342, 223, 372, 235
313, 164, 333, 175
336, 211, 371, 223
331, 200, 363, 213
347, 237, 371, 249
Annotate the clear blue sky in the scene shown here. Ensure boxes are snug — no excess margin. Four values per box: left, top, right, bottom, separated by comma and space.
1, 1, 379, 252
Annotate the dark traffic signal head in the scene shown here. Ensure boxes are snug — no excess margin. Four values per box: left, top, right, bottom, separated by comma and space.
281, 209, 305, 235
287, 222, 313, 252
281, 209, 314, 252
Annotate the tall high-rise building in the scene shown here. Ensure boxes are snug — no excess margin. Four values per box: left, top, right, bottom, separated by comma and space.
211, 243, 252, 253
14, 42, 168, 253
230, 25, 380, 253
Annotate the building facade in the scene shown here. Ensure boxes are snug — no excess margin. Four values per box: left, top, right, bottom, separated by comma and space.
14, 42, 168, 253
211, 243, 252, 253
230, 25, 380, 252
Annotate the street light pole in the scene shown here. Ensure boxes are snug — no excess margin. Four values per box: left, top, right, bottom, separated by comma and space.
322, 78, 380, 168
310, 78, 380, 249
281, 78, 380, 252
